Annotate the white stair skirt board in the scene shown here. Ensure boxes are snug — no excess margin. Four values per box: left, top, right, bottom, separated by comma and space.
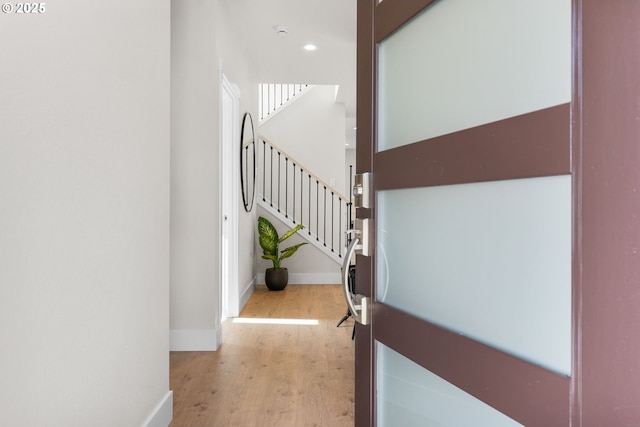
170, 328, 221, 351
257, 272, 341, 285
142, 390, 173, 427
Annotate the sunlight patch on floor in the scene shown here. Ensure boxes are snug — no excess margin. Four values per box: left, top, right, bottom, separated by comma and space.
232, 317, 320, 325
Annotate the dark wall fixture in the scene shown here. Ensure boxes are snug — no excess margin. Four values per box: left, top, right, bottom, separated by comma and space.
240, 112, 256, 212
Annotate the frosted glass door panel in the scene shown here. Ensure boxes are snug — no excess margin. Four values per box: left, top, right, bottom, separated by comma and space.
377, 0, 571, 151
377, 343, 524, 427
377, 175, 571, 375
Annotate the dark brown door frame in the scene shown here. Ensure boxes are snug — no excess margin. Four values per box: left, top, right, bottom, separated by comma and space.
573, 1, 640, 425
356, 0, 640, 425
354, 1, 374, 424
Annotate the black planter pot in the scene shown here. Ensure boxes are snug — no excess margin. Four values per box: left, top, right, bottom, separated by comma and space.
265, 268, 288, 291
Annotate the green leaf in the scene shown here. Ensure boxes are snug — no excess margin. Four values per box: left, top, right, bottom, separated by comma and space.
259, 235, 277, 256
280, 242, 307, 261
278, 224, 304, 243
258, 217, 279, 254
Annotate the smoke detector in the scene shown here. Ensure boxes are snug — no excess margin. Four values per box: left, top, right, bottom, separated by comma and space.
273, 25, 289, 37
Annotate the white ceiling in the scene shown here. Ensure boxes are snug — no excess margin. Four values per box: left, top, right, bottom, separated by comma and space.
222, 0, 357, 145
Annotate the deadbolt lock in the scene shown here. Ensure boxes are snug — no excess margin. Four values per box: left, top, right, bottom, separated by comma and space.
353, 172, 372, 209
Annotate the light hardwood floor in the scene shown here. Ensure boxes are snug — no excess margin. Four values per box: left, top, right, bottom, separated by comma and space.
170, 284, 355, 427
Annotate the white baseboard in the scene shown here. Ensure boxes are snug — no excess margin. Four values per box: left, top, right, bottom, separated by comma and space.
256, 272, 341, 285
239, 277, 255, 311
170, 328, 221, 351
142, 390, 173, 427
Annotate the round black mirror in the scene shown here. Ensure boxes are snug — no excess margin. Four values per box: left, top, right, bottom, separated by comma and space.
240, 112, 256, 212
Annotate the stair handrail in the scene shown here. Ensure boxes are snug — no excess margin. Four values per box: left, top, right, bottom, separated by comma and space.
258, 135, 349, 201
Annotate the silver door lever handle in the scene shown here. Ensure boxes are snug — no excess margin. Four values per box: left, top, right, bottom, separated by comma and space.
341, 238, 371, 326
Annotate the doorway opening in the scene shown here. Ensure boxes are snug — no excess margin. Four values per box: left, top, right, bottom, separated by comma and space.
220, 70, 240, 321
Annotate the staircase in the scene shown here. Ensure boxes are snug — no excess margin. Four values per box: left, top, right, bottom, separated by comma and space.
256, 136, 353, 264
259, 83, 311, 121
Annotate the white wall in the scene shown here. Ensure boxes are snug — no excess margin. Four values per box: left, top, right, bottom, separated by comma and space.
0, 1, 172, 426
171, 0, 258, 349
170, 0, 221, 349
217, 1, 260, 312
260, 85, 348, 195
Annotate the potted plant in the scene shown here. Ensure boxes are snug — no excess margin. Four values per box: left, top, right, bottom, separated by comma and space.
258, 216, 307, 291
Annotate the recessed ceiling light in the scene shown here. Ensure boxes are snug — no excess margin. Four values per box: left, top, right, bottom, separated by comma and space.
303, 44, 318, 51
